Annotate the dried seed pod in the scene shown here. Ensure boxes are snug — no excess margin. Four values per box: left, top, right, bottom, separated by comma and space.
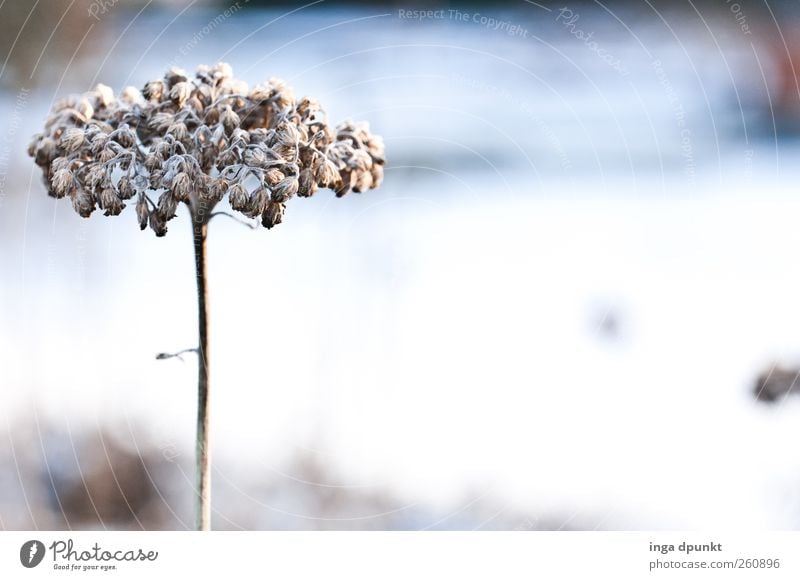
172, 172, 192, 202
261, 201, 284, 229
352, 170, 372, 193
228, 183, 249, 211
264, 168, 284, 187
100, 187, 125, 216
165, 66, 189, 87
149, 210, 167, 236
297, 168, 316, 197
156, 191, 179, 221
60, 128, 85, 153
143, 79, 167, 102
52, 168, 73, 198
247, 187, 270, 218
271, 175, 298, 202
136, 194, 149, 230
167, 122, 189, 142
220, 106, 240, 135
207, 178, 228, 202
70, 188, 95, 217
170, 82, 193, 107
114, 125, 136, 148
144, 153, 162, 172
118, 176, 136, 200
94, 83, 115, 107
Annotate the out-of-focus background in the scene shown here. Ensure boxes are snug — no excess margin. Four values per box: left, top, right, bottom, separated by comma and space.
3, 0, 800, 530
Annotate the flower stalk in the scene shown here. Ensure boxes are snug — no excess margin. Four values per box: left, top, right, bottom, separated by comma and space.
192, 213, 210, 531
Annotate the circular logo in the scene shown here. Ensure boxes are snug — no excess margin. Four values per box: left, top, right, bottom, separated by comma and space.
19, 540, 45, 568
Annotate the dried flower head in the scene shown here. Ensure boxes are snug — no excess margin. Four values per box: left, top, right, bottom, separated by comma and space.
28, 63, 385, 236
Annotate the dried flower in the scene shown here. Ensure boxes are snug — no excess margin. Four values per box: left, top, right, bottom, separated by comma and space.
28, 62, 385, 236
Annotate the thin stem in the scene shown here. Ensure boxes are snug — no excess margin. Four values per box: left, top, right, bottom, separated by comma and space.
192, 214, 211, 531
208, 211, 258, 229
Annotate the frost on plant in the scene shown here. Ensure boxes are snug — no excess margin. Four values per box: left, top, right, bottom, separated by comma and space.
28, 62, 385, 235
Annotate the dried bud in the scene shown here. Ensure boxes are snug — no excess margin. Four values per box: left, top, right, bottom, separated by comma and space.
70, 188, 95, 217
157, 192, 179, 220
77, 98, 94, 120
352, 170, 372, 193
165, 66, 189, 87
220, 106, 240, 135
99, 144, 118, 163
167, 122, 189, 142
271, 175, 298, 202
297, 168, 316, 197
155, 139, 172, 159
94, 83, 115, 107
144, 153, 162, 172
52, 168, 73, 198
136, 194, 149, 230
243, 145, 278, 168
229, 183, 248, 211
120, 86, 143, 105
143, 79, 167, 102
100, 187, 124, 216
335, 170, 352, 197
172, 172, 191, 201
261, 201, 284, 229
247, 187, 270, 218
149, 210, 167, 236
118, 176, 135, 200
317, 157, 340, 188
60, 128, 84, 153
114, 124, 136, 148
264, 168, 284, 187
170, 82, 193, 107
206, 178, 228, 202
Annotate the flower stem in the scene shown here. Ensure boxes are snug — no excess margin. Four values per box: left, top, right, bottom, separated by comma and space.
192, 216, 211, 531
